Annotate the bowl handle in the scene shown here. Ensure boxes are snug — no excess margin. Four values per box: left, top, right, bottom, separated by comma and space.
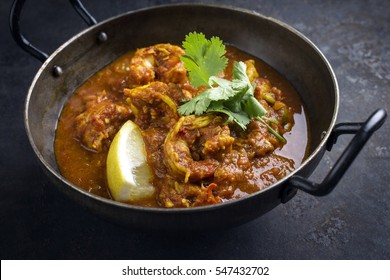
282, 108, 387, 203
69, 0, 97, 26
9, 0, 97, 63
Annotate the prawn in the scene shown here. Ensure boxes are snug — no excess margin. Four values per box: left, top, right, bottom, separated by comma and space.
164, 115, 234, 182
129, 43, 188, 85
74, 100, 132, 152
124, 82, 179, 129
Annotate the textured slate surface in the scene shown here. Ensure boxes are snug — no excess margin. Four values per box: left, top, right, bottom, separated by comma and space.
0, 0, 389, 259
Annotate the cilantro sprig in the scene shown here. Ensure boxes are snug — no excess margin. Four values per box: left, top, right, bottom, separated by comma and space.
178, 32, 286, 143
180, 32, 228, 87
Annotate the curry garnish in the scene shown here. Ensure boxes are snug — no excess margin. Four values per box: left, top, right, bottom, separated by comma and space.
178, 32, 286, 142
179, 32, 228, 87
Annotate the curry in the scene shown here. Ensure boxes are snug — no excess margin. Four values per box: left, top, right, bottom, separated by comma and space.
55, 41, 309, 208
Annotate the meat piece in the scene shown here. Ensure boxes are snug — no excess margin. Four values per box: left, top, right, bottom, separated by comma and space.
74, 100, 132, 152
157, 178, 221, 208
245, 59, 259, 82
234, 119, 276, 159
213, 149, 252, 185
202, 125, 234, 156
124, 81, 179, 130
129, 44, 188, 85
164, 115, 234, 183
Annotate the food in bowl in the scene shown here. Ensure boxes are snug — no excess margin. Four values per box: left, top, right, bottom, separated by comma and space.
55, 32, 309, 208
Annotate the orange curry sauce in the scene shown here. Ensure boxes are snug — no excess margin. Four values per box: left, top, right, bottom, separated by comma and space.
55, 45, 309, 208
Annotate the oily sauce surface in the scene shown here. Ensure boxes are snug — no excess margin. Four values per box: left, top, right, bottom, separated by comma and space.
55, 45, 309, 208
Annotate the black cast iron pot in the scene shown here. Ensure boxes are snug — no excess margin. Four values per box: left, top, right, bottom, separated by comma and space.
10, 0, 387, 230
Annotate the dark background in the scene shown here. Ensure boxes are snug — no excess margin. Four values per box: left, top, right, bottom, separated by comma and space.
1, 0, 389, 259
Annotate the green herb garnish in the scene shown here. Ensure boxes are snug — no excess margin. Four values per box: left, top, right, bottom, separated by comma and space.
178, 32, 286, 143
180, 32, 228, 87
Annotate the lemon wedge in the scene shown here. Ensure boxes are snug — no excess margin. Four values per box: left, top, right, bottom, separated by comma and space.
106, 120, 155, 202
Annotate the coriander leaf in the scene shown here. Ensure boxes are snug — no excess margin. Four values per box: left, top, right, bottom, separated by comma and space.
177, 101, 196, 116
245, 96, 267, 118
223, 97, 244, 113
177, 83, 233, 116
208, 76, 232, 88
227, 62, 253, 103
231, 62, 255, 100
182, 32, 208, 62
207, 102, 250, 130
180, 32, 228, 87
177, 91, 210, 116
205, 36, 229, 79
180, 55, 210, 87
194, 95, 212, 115
207, 76, 236, 100
227, 110, 251, 129
207, 86, 235, 101
178, 75, 237, 116
233, 61, 251, 85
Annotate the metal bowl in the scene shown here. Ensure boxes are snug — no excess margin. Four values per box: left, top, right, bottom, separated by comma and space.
11, 0, 386, 230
